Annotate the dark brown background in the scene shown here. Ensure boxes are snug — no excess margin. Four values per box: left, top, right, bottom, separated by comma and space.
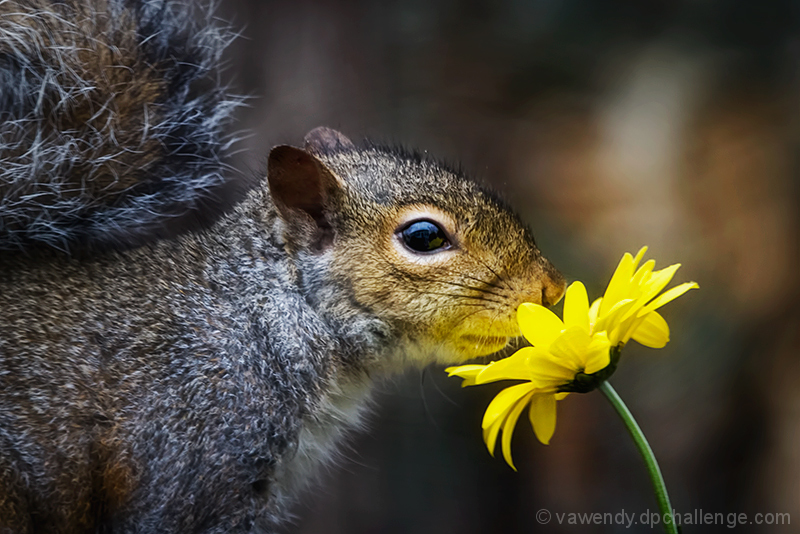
217, 1, 800, 532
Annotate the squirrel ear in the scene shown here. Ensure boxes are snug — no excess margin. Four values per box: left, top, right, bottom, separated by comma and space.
267, 145, 341, 250
304, 127, 355, 155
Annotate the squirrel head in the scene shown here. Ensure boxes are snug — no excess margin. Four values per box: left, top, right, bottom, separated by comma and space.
267, 127, 565, 370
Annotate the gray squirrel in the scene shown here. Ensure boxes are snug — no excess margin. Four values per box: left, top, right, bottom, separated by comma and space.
0, 1, 566, 533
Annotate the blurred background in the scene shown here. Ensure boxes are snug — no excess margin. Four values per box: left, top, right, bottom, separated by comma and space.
217, 1, 800, 532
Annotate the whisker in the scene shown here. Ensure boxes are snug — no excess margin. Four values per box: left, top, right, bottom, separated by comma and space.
431, 267, 509, 292
361, 271, 505, 298
382, 288, 505, 306
427, 279, 506, 298
357, 274, 506, 299
439, 265, 511, 292
484, 309, 503, 341
372, 249, 514, 294
422, 364, 460, 408
366, 291, 494, 310
419, 368, 444, 433
462, 274, 507, 291
477, 258, 513, 292
474, 310, 498, 352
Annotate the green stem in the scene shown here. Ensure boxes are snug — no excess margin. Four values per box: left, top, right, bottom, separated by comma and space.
598, 381, 679, 534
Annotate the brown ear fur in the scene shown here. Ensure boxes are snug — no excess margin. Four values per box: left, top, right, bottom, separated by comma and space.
303, 127, 355, 155
267, 145, 342, 251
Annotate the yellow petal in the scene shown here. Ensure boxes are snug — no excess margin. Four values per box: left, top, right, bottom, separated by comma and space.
482, 383, 537, 457
480, 347, 585, 391
563, 281, 590, 333
483, 415, 504, 457
475, 348, 541, 384
548, 326, 593, 370
619, 314, 645, 344
501, 391, 534, 470
529, 393, 557, 445
631, 259, 656, 288
481, 382, 538, 430
517, 303, 564, 348
607, 326, 623, 347
639, 282, 700, 315
607, 301, 644, 345
554, 392, 570, 400
600, 252, 635, 316
446, 364, 486, 385
524, 351, 580, 388
631, 246, 649, 270
583, 332, 612, 374
640, 264, 681, 303
594, 298, 637, 334
620, 263, 671, 325
631, 311, 670, 348
588, 297, 602, 331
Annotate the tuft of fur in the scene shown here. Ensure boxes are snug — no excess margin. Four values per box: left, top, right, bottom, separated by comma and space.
0, 0, 243, 253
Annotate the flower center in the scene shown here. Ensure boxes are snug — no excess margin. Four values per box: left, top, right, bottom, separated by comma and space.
558, 345, 623, 394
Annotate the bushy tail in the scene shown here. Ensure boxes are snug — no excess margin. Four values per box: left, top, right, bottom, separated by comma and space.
0, 0, 244, 253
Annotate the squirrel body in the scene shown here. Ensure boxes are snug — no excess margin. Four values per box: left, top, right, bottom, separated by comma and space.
0, 188, 369, 532
0, 1, 565, 533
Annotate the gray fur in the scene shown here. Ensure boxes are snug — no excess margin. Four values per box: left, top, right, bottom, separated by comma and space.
0, 186, 377, 533
0, 0, 243, 253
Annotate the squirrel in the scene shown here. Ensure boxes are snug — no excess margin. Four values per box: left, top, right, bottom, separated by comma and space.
0, 0, 566, 533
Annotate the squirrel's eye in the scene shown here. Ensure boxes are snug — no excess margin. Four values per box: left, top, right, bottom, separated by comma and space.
400, 220, 450, 253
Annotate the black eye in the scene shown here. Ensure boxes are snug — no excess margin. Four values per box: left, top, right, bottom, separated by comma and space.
400, 220, 450, 253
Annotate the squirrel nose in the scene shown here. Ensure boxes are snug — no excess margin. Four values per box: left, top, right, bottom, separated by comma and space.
540, 265, 566, 308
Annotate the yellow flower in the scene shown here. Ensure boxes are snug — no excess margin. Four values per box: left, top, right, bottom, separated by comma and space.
446, 247, 698, 469
448, 282, 611, 467
589, 246, 699, 348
